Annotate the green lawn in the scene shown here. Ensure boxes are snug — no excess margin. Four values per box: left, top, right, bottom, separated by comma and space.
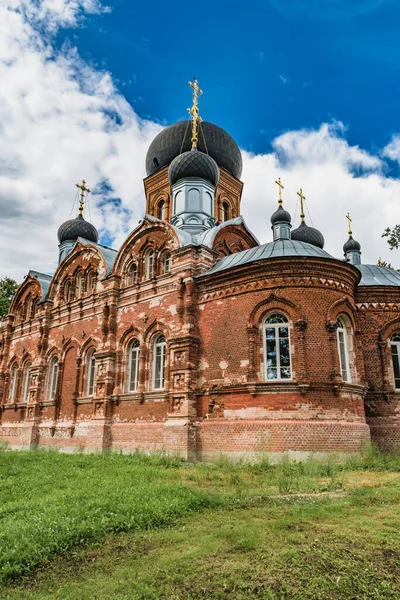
1, 448, 400, 599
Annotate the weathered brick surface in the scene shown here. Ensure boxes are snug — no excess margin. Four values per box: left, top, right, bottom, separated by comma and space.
1, 174, 400, 459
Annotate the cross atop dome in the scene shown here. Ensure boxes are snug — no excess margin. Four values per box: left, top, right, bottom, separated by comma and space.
187, 78, 203, 150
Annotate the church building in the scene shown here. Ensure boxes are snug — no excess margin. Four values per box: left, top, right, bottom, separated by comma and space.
1, 79, 400, 459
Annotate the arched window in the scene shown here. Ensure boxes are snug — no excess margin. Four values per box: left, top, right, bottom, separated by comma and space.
31, 299, 38, 319
128, 340, 140, 392
222, 201, 230, 222
76, 273, 84, 298
87, 350, 96, 396
22, 362, 31, 402
264, 313, 291, 380
9, 365, 18, 403
157, 200, 165, 220
48, 357, 58, 400
336, 317, 351, 382
390, 333, 400, 389
130, 263, 137, 285
87, 271, 95, 294
162, 253, 171, 275
153, 335, 166, 390
145, 250, 155, 280
64, 281, 71, 302
26, 297, 32, 321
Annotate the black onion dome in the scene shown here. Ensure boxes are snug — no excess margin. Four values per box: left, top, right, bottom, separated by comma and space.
58, 215, 99, 244
146, 121, 242, 179
343, 236, 361, 253
168, 150, 220, 186
271, 205, 291, 226
291, 221, 325, 249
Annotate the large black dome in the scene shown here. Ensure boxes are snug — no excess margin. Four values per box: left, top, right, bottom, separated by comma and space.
291, 221, 325, 249
146, 121, 242, 179
58, 215, 99, 244
168, 150, 220, 186
343, 236, 361, 253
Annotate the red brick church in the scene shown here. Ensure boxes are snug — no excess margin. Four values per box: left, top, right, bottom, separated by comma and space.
1, 80, 399, 459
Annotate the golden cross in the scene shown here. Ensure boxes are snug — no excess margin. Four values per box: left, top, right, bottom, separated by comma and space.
187, 77, 203, 150
275, 177, 284, 205
75, 179, 91, 216
297, 188, 306, 222
346, 212, 352, 236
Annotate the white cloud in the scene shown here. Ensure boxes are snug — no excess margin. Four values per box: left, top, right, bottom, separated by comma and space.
0, 0, 160, 281
241, 123, 400, 266
0, 0, 399, 282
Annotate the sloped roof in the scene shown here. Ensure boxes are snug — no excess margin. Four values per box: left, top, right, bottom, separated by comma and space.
77, 238, 118, 275
198, 238, 334, 277
29, 270, 53, 302
356, 264, 400, 287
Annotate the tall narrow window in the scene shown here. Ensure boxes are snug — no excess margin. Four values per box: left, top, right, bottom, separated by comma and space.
157, 200, 165, 220
76, 273, 83, 298
26, 297, 32, 321
264, 314, 291, 380
87, 350, 96, 396
64, 281, 71, 302
23, 362, 31, 402
87, 271, 95, 293
128, 340, 140, 392
145, 250, 155, 280
336, 317, 351, 382
162, 253, 171, 274
48, 357, 58, 400
9, 365, 18, 403
390, 334, 400, 389
222, 201, 230, 222
130, 263, 137, 285
153, 335, 166, 390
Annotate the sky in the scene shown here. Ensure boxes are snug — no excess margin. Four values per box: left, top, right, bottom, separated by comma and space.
1, 0, 400, 280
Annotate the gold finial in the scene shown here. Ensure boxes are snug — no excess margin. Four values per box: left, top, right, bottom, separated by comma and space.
346, 212, 352, 236
378, 257, 384, 267
75, 179, 91, 216
187, 77, 203, 150
297, 188, 306, 222
275, 177, 284, 205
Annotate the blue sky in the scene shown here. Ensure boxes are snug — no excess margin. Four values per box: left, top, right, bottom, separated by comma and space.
59, 0, 399, 158
1, 0, 400, 278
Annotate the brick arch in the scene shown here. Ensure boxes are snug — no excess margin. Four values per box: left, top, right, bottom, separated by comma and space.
79, 336, 99, 360
119, 325, 142, 350
248, 293, 299, 329
327, 297, 356, 328
60, 338, 80, 361
143, 319, 169, 343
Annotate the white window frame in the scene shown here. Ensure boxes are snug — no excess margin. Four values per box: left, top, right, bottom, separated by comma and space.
162, 253, 171, 274
390, 333, 400, 390
130, 263, 137, 285
87, 350, 96, 396
263, 313, 292, 381
145, 250, 155, 280
9, 365, 18, 403
152, 335, 166, 390
48, 357, 58, 400
157, 200, 165, 220
23, 362, 31, 402
128, 341, 140, 392
336, 317, 351, 383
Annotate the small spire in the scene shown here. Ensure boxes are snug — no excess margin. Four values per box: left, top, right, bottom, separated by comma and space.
75, 179, 91, 216
297, 188, 306, 222
346, 212, 353, 237
275, 177, 284, 206
378, 257, 384, 267
187, 78, 203, 150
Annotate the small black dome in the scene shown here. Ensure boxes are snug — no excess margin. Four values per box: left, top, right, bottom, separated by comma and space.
146, 121, 242, 179
58, 215, 99, 244
271, 205, 291, 226
343, 236, 361, 253
291, 221, 325, 249
168, 150, 220, 186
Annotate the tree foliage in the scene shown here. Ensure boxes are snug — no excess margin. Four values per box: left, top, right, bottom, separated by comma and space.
0, 277, 19, 318
382, 225, 400, 250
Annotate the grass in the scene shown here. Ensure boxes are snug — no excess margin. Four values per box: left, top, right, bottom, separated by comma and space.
1, 446, 400, 599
